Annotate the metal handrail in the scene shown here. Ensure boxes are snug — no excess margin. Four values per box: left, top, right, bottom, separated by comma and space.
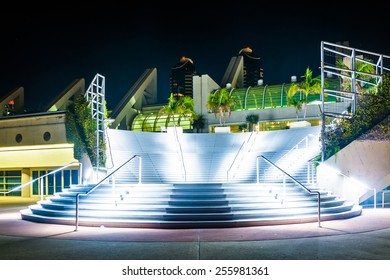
75, 154, 141, 231
284, 135, 309, 156
382, 190, 390, 208
173, 125, 186, 182
273, 135, 309, 170
0, 161, 82, 201
257, 155, 321, 227
226, 130, 255, 182
265, 135, 312, 180
104, 126, 115, 169
306, 155, 321, 184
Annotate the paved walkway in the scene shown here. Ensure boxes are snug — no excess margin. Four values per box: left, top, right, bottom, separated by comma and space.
1, 198, 390, 260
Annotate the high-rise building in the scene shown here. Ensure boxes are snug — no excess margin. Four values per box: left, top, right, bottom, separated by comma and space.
169, 56, 196, 98
221, 46, 264, 89
239, 46, 264, 87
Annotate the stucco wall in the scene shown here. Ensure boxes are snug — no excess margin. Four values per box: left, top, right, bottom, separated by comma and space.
317, 140, 390, 204
0, 112, 67, 147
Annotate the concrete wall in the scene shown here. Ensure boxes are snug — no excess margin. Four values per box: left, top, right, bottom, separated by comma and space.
317, 140, 390, 204
193, 74, 220, 132
0, 112, 68, 147
0, 112, 77, 170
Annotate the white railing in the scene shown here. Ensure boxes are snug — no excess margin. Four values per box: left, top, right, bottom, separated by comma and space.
75, 155, 141, 231
257, 155, 321, 227
226, 130, 256, 182
0, 161, 82, 201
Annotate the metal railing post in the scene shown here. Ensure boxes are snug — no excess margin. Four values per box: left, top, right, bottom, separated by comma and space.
0, 161, 82, 197
381, 191, 390, 208
257, 155, 321, 227
74, 155, 142, 231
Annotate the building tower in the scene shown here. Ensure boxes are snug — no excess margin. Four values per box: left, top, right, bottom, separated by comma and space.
220, 46, 264, 89
169, 56, 196, 98
239, 47, 264, 87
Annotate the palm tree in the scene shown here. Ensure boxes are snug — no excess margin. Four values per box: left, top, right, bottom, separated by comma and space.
287, 67, 321, 120
288, 98, 303, 120
206, 87, 236, 126
246, 114, 259, 131
159, 93, 197, 127
192, 114, 205, 133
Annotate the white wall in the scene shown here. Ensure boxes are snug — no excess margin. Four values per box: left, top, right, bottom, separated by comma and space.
317, 140, 390, 204
0, 112, 68, 146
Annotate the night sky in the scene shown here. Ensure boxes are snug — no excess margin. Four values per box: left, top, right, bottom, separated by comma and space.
1, 3, 389, 112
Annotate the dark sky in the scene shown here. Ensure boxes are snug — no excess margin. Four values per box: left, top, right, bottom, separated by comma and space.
1, 3, 389, 111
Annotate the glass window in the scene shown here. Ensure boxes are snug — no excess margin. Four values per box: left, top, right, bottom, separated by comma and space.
55, 172, 62, 193
0, 170, 22, 196
71, 170, 79, 185
63, 170, 71, 188
32, 170, 39, 195
47, 171, 54, 195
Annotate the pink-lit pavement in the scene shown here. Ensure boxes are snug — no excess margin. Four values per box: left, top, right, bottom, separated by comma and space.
1, 199, 390, 259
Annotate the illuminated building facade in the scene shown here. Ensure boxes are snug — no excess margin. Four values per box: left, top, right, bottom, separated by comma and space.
169, 56, 196, 98
1, 42, 389, 204
239, 46, 264, 87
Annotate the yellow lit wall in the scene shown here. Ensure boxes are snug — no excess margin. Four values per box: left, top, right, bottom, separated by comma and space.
0, 144, 76, 169
0, 112, 78, 198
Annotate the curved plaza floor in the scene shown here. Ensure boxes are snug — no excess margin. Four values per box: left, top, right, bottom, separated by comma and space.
1, 198, 390, 260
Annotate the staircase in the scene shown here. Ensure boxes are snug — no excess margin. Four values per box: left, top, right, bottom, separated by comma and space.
20, 127, 363, 228
20, 181, 362, 228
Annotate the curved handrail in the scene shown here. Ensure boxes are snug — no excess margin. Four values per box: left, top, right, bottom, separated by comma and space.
104, 126, 115, 169
257, 155, 321, 227
0, 161, 82, 201
75, 154, 141, 230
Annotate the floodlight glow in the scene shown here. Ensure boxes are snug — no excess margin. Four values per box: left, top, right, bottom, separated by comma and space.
83, 167, 92, 184
320, 163, 373, 192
